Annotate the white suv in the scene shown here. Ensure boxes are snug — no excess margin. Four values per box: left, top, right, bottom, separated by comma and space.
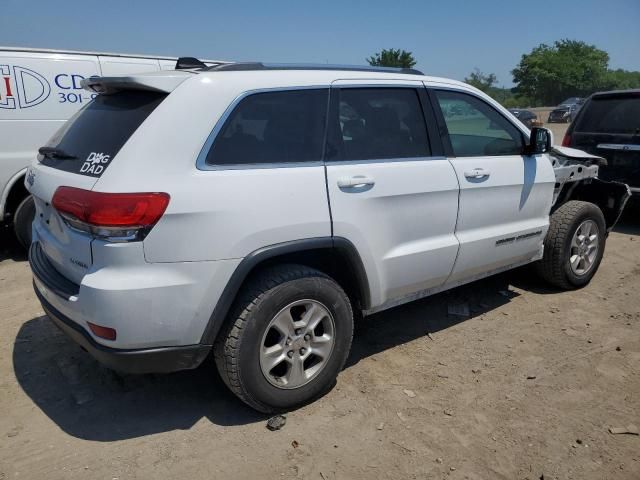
26, 63, 630, 412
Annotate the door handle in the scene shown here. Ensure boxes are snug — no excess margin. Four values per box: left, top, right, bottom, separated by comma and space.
464, 168, 491, 179
337, 175, 375, 188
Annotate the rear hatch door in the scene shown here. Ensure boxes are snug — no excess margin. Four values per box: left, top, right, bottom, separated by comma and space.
27, 77, 178, 284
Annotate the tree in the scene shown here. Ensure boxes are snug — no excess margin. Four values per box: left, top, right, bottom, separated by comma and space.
604, 69, 640, 90
464, 69, 497, 93
512, 39, 609, 105
367, 49, 416, 69
462, 70, 524, 107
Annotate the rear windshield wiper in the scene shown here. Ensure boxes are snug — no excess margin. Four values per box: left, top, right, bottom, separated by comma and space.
38, 146, 77, 160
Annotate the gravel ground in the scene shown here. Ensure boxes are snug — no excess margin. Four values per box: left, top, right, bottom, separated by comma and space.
1, 185, 638, 479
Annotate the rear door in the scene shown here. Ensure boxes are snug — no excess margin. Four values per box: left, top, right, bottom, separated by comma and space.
325, 81, 460, 308
570, 93, 640, 190
190, 88, 332, 262
28, 90, 167, 284
431, 88, 555, 284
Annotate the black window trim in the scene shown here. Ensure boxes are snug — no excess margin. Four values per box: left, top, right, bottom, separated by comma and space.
325, 84, 444, 164
196, 85, 331, 171
428, 87, 529, 158
196, 84, 460, 171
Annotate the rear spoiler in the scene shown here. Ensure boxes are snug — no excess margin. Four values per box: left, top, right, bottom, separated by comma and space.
81, 71, 193, 95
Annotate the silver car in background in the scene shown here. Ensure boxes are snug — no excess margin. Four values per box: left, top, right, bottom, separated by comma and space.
548, 97, 584, 123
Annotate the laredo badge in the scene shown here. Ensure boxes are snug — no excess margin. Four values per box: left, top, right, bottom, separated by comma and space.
80, 152, 111, 175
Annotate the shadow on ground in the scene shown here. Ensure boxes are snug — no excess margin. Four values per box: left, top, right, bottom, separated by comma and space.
11, 202, 637, 442
13, 316, 266, 440
613, 204, 640, 236
0, 224, 27, 262
346, 270, 522, 366
13, 268, 531, 442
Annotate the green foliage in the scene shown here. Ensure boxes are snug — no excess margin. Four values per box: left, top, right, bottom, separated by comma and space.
464, 69, 497, 92
480, 88, 534, 109
512, 39, 610, 105
603, 69, 640, 90
500, 95, 535, 109
462, 71, 533, 108
367, 49, 416, 69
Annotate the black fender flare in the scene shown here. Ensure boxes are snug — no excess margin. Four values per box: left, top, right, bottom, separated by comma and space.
199, 237, 370, 345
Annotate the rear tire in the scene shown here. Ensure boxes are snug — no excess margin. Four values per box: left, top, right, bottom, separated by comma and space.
536, 200, 606, 289
13, 195, 35, 250
214, 264, 354, 413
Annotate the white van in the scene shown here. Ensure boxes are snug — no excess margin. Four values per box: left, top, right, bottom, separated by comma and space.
0, 47, 226, 247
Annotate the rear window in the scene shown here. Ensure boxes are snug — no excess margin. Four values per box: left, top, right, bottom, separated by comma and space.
40, 91, 167, 177
575, 95, 640, 134
206, 89, 328, 166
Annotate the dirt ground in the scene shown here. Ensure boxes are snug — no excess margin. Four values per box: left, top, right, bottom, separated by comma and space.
1, 139, 639, 479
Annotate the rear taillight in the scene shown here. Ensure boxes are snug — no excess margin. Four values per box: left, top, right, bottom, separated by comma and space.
561, 133, 571, 147
52, 186, 170, 242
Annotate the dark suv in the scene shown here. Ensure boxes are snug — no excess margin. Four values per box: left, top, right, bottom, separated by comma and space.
563, 90, 640, 195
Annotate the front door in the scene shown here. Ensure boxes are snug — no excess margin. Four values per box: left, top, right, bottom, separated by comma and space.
431, 88, 556, 284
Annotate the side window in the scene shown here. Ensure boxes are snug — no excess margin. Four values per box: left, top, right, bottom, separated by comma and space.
206, 89, 328, 166
434, 90, 523, 157
327, 88, 430, 161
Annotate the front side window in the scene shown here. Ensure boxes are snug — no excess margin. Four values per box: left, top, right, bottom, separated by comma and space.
328, 88, 430, 161
435, 90, 523, 157
206, 89, 328, 166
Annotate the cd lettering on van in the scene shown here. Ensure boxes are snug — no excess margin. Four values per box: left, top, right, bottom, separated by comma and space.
0, 65, 16, 109
0, 65, 50, 109
80, 152, 111, 175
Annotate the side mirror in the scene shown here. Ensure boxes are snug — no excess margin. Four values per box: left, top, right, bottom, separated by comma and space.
524, 127, 553, 155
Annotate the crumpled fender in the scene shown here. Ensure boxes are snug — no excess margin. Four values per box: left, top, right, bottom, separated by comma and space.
549, 146, 631, 231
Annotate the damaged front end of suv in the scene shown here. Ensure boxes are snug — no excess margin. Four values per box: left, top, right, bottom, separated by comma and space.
550, 146, 631, 231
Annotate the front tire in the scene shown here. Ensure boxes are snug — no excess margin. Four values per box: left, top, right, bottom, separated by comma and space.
214, 264, 354, 413
536, 201, 606, 289
13, 195, 35, 249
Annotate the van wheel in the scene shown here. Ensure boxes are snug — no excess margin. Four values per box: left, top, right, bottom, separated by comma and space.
13, 195, 35, 249
536, 200, 606, 290
214, 264, 353, 413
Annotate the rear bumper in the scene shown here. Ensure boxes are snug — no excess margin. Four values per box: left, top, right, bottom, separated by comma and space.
28, 222, 240, 348
34, 285, 211, 374
29, 241, 79, 300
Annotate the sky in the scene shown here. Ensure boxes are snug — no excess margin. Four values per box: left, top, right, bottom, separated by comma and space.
1, 0, 639, 87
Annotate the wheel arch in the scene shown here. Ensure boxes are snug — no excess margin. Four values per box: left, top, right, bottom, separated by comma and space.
199, 237, 370, 345
553, 178, 631, 232
1, 168, 29, 219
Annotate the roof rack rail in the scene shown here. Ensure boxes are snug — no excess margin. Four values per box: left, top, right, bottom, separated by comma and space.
206, 62, 424, 75
175, 57, 208, 70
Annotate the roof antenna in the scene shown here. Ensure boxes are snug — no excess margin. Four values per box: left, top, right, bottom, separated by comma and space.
175, 57, 207, 70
